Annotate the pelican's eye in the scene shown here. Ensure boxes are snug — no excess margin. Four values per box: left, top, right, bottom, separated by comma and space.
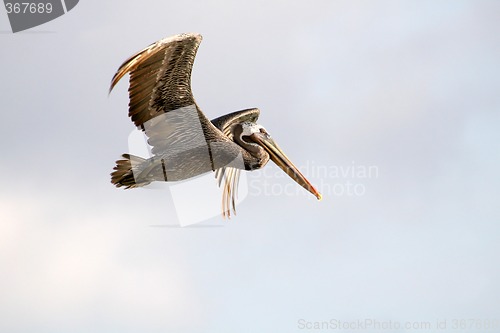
259, 128, 271, 138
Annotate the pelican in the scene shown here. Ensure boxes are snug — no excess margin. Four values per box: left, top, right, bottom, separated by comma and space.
109, 33, 321, 217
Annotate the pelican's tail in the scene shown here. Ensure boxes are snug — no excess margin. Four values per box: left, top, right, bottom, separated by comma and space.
111, 154, 151, 189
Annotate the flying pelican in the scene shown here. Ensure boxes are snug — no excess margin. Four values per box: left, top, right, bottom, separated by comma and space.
109, 33, 321, 217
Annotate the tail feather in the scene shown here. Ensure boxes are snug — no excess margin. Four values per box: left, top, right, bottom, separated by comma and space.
111, 154, 151, 189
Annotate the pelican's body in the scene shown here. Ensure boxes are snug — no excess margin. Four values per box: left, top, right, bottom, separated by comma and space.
109, 33, 321, 216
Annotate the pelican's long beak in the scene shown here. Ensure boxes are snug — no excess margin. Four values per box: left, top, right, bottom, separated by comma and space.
250, 133, 322, 200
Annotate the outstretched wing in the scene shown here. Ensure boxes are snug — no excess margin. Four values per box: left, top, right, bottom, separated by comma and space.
110, 33, 230, 156
110, 33, 203, 127
212, 108, 260, 218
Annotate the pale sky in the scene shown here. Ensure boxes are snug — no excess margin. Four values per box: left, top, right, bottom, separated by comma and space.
1, 1, 499, 332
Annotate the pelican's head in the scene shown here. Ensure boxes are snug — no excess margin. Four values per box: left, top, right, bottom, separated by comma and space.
232, 121, 322, 200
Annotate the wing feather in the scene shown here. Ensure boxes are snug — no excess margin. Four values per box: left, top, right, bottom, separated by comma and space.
109, 33, 205, 129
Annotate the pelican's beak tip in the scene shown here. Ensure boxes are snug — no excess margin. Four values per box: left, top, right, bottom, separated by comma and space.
316, 192, 322, 201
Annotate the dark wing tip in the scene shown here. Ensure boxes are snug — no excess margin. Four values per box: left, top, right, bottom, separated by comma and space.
108, 33, 203, 95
